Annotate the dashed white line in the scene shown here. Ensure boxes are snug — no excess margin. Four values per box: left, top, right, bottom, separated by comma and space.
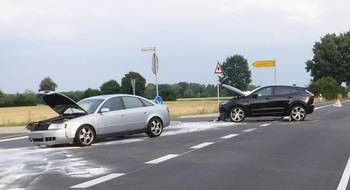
260, 124, 271, 127
221, 134, 239, 139
70, 173, 125, 189
337, 156, 350, 190
190, 142, 215, 149
0, 136, 27, 143
145, 154, 179, 164
243, 128, 257, 132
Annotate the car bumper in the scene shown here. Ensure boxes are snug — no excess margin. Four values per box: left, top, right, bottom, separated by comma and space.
27, 129, 73, 146
308, 104, 315, 114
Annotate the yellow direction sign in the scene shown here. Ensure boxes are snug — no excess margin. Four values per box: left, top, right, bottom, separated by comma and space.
252, 60, 275, 67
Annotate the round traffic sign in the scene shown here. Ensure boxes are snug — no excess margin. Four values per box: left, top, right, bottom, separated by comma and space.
154, 96, 163, 104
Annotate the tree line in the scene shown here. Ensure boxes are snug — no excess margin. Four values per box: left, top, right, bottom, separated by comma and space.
1, 30, 350, 107
0, 72, 243, 107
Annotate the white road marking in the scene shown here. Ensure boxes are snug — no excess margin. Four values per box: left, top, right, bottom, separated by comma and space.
0, 136, 27, 142
243, 128, 256, 132
70, 173, 125, 189
337, 156, 350, 190
260, 124, 270, 127
190, 142, 214, 149
221, 134, 239, 139
94, 138, 144, 146
145, 154, 179, 164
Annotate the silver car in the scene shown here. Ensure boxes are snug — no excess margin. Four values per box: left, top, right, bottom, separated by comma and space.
26, 91, 170, 146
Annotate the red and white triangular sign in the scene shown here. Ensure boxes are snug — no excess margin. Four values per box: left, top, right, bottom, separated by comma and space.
214, 62, 223, 74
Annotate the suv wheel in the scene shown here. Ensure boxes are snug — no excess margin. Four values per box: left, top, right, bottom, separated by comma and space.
229, 106, 246, 122
290, 105, 306, 121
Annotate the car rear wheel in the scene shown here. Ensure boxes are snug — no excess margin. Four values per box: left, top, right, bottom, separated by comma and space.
290, 105, 306, 121
229, 106, 246, 122
75, 125, 95, 146
146, 117, 163, 137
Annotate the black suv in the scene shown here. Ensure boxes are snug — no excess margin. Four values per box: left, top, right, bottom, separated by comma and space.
219, 84, 315, 122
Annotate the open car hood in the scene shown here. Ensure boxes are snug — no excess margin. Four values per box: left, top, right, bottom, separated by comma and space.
222, 84, 251, 96
37, 91, 88, 115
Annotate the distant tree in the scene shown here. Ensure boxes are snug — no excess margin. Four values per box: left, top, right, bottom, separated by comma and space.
13, 90, 37, 106
188, 83, 206, 97
308, 77, 341, 100
247, 84, 258, 91
39, 76, 58, 91
205, 84, 216, 97
177, 82, 189, 98
120, 72, 146, 96
144, 84, 156, 99
183, 89, 196, 98
82, 88, 100, 99
62, 91, 84, 102
305, 31, 350, 85
100, 80, 121, 95
0, 90, 11, 107
159, 84, 177, 101
219, 55, 252, 91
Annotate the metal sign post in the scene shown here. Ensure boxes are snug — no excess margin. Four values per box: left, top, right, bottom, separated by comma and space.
152, 53, 159, 96
131, 79, 136, 95
142, 47, 159, 96
214, 62, 223, 113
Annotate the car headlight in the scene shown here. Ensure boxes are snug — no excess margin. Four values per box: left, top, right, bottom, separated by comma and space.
48, 123, 67, 130
219, 101, 229, 106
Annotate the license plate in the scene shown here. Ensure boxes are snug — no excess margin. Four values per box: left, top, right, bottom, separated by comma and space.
29, 133, 43, 139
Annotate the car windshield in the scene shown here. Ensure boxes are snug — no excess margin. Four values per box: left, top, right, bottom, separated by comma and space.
77, 98, 104, 114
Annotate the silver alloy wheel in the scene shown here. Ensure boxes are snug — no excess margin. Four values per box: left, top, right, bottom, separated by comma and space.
230, 107, 246, 122
290, 105, 306, 121
146, 117, 163, 137
76, 125, 95, 146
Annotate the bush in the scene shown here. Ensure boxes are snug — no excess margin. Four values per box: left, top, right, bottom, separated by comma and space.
308, 77, 341, 100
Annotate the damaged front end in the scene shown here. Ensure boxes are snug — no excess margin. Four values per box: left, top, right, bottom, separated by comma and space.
26, 116, 69, 131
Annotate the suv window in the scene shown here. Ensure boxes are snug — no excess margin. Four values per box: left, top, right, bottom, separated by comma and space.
274, 87, 297, 95
256, 87, 272, 96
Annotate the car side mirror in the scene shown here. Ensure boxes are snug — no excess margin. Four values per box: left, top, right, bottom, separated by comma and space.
252, 94, 258, 99
100, 108, 110, 113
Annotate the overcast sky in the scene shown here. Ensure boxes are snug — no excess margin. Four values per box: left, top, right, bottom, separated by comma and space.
1, 0, 349, 93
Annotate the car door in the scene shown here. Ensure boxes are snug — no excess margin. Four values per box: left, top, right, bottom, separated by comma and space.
97, 97, 128, 135
269, 86, 296, 114
248, 86, 274, 116
122, 96, 150, 131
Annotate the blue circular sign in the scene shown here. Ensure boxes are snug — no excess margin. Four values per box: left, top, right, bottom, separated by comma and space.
154, 96, 163, 104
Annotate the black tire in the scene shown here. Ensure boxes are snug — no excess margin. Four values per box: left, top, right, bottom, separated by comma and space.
75, 125, 95, 146
290, 105, 306, 121
146, 117, 163, 137
229, 106, 246, 122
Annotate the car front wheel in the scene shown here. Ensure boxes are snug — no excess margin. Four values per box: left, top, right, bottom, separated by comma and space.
229, 106, 246, 122
75, 125, 95, 146
290, 105, 306, 121
146, 117, 163, 137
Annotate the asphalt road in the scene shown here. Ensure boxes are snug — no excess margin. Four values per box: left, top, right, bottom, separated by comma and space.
1, 102, 350, 190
